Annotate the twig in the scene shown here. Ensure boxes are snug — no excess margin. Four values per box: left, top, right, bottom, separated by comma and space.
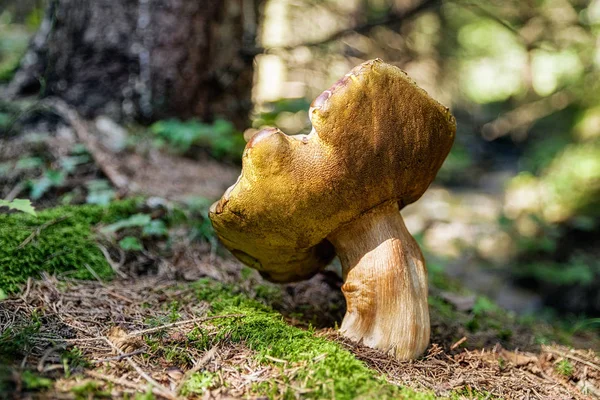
481, 91, 573, 140
107, 290, 134, 304
83, 263, 107, 286
128, 314, 244, 337
17, 214, 71, 250
97, 243, 127, 278
41, 98, 130, 192
5, 181, 26, 202
20, 278, 32, 302
104, 337, 179, 400
264, 355, 287, 364
85, 370, 175, 399
544, 347, 600, 372
56, 314, 244, 345
91, 349, 145, 364
175, 345, 219, 394
450, 336, 467, 350
37, 344, 66, 372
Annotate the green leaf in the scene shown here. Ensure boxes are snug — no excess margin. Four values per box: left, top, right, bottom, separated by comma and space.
101, 214, 152, 233
21, 371, 52, 390
60, 155, 90, 173
149, 118, 242, 159
29, 170, 66, 200
86, 190, 115, 206
142, 220, 168, 237
118, 236, 144, 251
0, 198, 37, 216
15, 157, 43, 170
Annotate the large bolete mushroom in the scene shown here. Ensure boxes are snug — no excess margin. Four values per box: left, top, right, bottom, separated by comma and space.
209, 59, 456, 360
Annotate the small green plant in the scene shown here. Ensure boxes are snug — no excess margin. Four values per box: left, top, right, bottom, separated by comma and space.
180, 371, 216, 396
150, 118, 244, 159
118, 236, 144, 251
142, 220, 167, 237
20, 370, 52, 391
134, 387, 156, 400
498, 357, 506, 370
71, 381, 111, 399
0, 198, 36, 216
572, 318, 600, 333
168, 301, 181, 322
515, 253, 599, 286
187, 326, 212, 352
85, 180, 115, 205
472, 296, 501, 316
101, 213, 167, 237
555, 359, 574, 377
29, 169, 66, 200
100, 213, 152, 233
61, 347, 89, 377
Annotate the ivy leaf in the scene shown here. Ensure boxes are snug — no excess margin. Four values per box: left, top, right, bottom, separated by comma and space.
118, 236, 144, 251
100, 214, 151, 233
0, 198, 37, 216
142, 220, 168, 237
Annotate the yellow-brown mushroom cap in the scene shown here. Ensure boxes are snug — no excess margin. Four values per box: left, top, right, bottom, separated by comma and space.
209, 59, 456, 282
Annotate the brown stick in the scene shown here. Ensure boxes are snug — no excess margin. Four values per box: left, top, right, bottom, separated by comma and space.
543, 346, 600, 372
41, 98, 130, 192
91, 349, 145, 364
17, 215, 71, 250
128, 314, 244, 337
104, 337, 178, 400
175, 345, 219, 394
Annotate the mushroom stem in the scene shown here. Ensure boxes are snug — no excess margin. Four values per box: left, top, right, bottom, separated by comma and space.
327, 202, 430, 360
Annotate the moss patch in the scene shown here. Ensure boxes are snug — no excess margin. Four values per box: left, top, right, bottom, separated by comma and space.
0, 200, 140, 294
190, 279, 435, 400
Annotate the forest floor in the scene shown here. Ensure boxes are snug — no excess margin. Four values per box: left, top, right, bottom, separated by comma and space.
1, 100, 600, 399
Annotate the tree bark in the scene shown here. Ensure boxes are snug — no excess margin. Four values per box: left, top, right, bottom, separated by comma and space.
9, 0, 259, 127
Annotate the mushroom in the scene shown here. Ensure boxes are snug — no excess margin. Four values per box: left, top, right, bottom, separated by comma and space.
209, 59, 456, 360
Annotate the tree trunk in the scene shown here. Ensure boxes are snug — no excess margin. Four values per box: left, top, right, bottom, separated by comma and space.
9, 0, 259, 127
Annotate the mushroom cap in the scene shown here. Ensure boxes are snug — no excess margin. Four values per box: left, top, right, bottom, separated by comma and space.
209, 59, 456, 282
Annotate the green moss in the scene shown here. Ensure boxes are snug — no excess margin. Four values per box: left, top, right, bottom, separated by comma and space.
190, 279, 435, 400
20, 370, 53, 391
0, 200, 140, 294
180, 371, 217, 396
71, 381, 111, 399
555, 359, 574, 377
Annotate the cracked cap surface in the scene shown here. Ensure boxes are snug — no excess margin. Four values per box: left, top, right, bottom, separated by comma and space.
209, 59, 456, 282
